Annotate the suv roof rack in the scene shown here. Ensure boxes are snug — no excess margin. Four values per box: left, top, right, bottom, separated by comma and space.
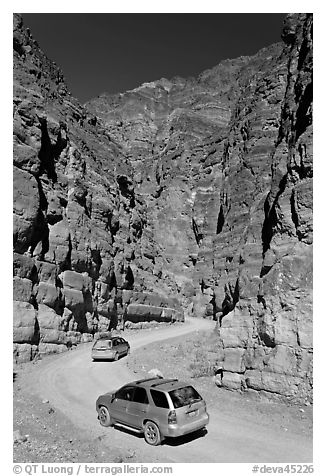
134, 377, 163, 385
150, 378, 178, 388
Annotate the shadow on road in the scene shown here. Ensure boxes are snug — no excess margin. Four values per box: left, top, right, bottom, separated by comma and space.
112, 425, 208, 446
163, 428, 208, 446
113, 425, 144, 440
92, 359, 117, 363
92, 356, 128, 363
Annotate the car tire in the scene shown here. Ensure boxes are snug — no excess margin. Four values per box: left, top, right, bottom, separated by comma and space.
98, 406, 112, 427
143, 421, 162, 446
114, 352, 119, 361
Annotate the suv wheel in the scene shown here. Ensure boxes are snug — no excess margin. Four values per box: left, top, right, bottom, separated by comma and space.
143, 421, 162, 446
98, 406, 112, 427
114, 352, 119, 361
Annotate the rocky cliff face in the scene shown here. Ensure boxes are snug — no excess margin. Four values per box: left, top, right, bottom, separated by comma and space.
13, 14, 312, 402
13, 13, 183, 364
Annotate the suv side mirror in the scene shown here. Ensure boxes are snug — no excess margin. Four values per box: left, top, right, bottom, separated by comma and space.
111, 394, 116, 402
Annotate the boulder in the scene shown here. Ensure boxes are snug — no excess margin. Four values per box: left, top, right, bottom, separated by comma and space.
38, 343, 67, 355
148, 369, 164, 378
13, 276, 33, 302
260, 371, 302, 397
37, 304, 66, 344
35, 261, 58, 284
297, 313, 313, 349
13, 343, 38, 363
35, 282, 63, 312
61, 270, 84, 291
274, 314, 299, 347
44, 220, 71, 268
13, 301, 37, 343
62, 288, 85, 316
222, 372, 244, 390
127, 303, 164, 321
13, 252, 37, 280
219, 311, 254, 348
223, 348, 246, 373
13, 167, 40, 253
264, 345, 297, 376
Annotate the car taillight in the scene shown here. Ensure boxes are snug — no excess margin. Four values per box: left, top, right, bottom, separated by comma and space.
168, 410, 177, 425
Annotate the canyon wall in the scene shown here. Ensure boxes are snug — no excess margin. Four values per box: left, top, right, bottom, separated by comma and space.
13, 14, 312, 402
13, 13, 183, 363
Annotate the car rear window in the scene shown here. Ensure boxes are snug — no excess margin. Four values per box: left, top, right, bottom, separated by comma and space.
93, 339, 112, 349
169, 386, 202, 408
150, 389, 169, 409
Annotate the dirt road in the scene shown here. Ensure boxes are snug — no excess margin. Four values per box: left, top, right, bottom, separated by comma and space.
22, 317, 312, 463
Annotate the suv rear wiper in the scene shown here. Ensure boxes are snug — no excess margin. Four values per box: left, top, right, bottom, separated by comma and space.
188, 397, 201, 408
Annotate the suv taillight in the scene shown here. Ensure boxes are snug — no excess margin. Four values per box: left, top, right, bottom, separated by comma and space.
168, 410, 177, 425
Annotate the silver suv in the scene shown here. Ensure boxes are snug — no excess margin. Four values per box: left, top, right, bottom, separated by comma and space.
96, 377, 209, 445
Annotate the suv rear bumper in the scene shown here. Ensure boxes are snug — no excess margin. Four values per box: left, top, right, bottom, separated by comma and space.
162, 412, 209, 438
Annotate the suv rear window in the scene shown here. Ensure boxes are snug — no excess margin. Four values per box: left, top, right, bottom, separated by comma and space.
93, 339, 112, 349
169, 386, 202, 408
150, 389, 169, 408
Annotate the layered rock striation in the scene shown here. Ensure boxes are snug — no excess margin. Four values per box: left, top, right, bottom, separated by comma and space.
13, 14, 312, 402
